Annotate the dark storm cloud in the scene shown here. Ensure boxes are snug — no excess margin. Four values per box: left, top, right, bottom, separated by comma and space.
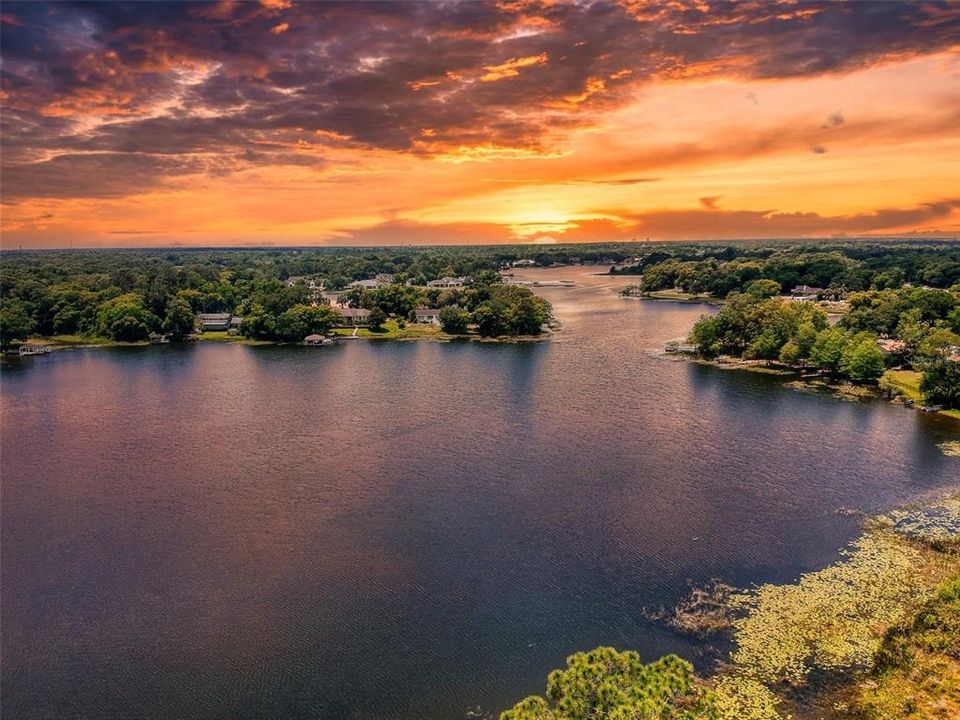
2, 0, 958, 199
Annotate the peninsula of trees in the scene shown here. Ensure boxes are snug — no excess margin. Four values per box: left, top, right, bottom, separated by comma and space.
0, 248, 557, 347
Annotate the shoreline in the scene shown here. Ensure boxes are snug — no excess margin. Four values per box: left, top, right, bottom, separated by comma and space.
681, 354, 960, 424
7, 326, 556, 355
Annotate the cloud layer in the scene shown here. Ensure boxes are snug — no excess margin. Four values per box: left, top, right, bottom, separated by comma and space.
2, 1, 959, 245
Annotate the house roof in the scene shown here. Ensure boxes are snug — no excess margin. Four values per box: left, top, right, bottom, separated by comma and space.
304, 334, 325, 341
198, 313, 231, 322
877, 338, 907, 353
415, 306, 440, 315
340, 307, 371, 317
790, 285, 823, 294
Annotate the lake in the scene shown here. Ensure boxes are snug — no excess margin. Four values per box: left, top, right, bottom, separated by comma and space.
2, 266, 957, 720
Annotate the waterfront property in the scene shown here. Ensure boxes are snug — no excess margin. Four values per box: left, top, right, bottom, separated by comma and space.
426, 276, 467, 288
197, 313, 233, 331
285, 277, 322, 291
348, 279, 379, 290
338, 307, 371, 325
413, 307, 441, 324
877, 338, 907, 355
790, 285, 823, 301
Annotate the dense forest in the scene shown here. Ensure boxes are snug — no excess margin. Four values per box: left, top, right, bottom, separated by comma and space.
0, 246, 564, 346
613, 240, 960, 295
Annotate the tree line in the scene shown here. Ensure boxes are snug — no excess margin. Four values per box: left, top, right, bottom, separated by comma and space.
688, 284, 960, 408
0, 249, 556, 347
618, 242, 960, 297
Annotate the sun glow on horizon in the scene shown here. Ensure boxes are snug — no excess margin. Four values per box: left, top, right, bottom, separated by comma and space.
1, 1, 958, 248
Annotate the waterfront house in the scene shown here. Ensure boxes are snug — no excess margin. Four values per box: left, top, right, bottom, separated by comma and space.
286, 276, 322, 292
348, 279, 379, 290
197, 313, 232, 331
511, 259, 537, 267
229, 316, 243, 330
427, 276, 466, 288
413, 307, 441, 324
790, 285, 823, 301
339, 307, 371, 325
877, 338, 907, 355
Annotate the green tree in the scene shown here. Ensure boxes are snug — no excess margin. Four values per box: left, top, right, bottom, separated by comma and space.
473, 304, 507, 337
920, 360, 960, 409
779, 340, 802, 365
274, 304, 344, 341
689, 315, 720, 357
508, 295, 549, 335
0, 300, 36, 349
439, 306, 469, 334
368, 306, 388, 329
840, 334, 885, 382
500, 647, 718, 720
810, 327, 847, 375
95, 293, 159, 341
916, 327, 960, 363
745, 279, 781, 299
162, 296, 196, 338
795, 321, 819, 359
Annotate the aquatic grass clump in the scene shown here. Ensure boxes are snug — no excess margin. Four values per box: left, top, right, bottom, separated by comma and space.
937, 440, 960, 457
728, 531, 928, 685
882, 496, 960, 549
711, 675, 784, 720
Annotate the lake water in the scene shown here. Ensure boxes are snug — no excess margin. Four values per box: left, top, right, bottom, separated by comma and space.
2, 267, 957, 720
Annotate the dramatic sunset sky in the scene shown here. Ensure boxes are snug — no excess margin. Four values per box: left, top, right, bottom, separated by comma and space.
1, 0, 959, 248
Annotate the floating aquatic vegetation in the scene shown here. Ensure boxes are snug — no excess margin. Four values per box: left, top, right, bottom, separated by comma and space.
883, 497, 960, 546
728, 531, 927, 685
938, 440, 960, 457
712, 675, 785, 720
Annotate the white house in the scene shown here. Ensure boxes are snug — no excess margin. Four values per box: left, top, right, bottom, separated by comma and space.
414, 307, 441, 324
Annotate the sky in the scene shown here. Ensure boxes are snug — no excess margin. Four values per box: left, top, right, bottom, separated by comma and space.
1, 0, 959, 248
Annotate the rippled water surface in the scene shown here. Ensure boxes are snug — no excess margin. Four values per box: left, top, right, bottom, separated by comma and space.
3, 267, 957, 719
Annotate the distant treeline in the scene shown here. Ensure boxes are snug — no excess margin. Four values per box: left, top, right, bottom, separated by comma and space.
612, 240, 960, 296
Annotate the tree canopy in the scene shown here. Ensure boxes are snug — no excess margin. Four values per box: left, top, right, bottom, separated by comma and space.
500, 648, 719, 720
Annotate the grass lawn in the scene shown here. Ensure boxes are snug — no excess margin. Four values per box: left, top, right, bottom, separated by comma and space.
30, 334, 146, 347
330, 319, 451, 340
645, 289, 717, 303
882, 369, 960, 421
196, 331, 273, 345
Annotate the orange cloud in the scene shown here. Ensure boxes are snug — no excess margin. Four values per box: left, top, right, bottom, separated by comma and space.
480, 53, 548, 82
